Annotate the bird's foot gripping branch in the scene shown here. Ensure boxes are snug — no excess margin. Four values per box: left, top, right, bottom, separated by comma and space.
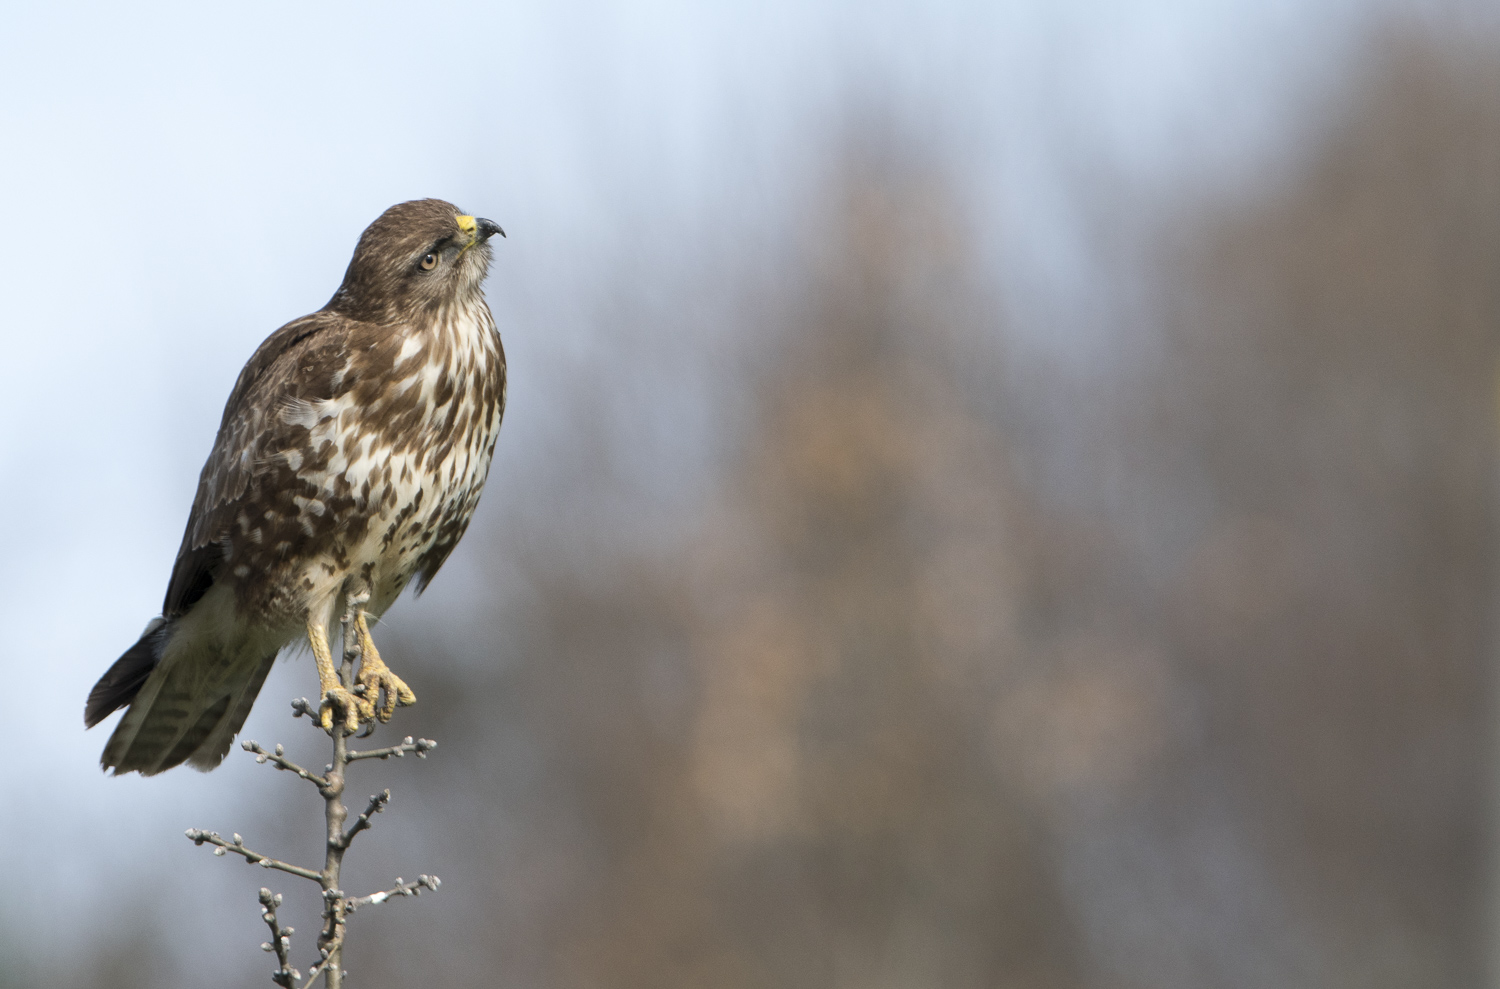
186, 599, 439, 988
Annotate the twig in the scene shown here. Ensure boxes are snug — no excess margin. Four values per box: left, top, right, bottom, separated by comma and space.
305, 938, 343, 986
339, 790, 390, 849
184, 829, 323, 882
258, 888, 301, 988
347, 736, 437, 762
346, 874, 442, 912
242, 740, 329, 788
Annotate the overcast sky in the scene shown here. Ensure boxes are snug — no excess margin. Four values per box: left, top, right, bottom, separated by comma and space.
0, 0, 1456, 964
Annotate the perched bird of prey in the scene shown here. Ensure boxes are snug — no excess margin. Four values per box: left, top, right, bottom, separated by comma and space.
85, 199, 507, 776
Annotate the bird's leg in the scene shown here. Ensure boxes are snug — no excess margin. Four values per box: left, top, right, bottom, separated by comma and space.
309, 617, 367, 732
352, 607, 416, 723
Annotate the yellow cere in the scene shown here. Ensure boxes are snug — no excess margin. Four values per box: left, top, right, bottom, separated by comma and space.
455, 214, 478, 254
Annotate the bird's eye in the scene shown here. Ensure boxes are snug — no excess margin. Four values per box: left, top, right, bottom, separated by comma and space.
419, 252, 439, 271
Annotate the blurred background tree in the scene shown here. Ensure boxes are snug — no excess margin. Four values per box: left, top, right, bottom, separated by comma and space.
1124, 31, 1500, 986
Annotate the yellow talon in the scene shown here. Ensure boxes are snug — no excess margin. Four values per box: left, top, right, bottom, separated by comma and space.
353, 610, 416, 722
308, 617, 367, 732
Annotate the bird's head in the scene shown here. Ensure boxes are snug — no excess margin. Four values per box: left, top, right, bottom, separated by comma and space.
328, 198, 505, 322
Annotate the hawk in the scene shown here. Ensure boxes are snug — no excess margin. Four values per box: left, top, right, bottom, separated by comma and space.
85, 199, 507, 775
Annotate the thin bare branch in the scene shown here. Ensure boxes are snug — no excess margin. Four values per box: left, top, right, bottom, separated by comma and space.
243, 740, 329, 788
346, 874, 442, 912
303, 935, 343, 988
338, 789, 390, 849
186, 829, 324, 883
347, 736, 437, 762
258, 888, 302, 987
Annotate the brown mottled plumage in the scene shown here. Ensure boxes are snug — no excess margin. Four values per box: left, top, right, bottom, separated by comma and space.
85, 199, 507, 775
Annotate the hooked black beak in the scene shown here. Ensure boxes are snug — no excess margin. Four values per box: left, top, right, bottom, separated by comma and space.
476, 217, 505, 241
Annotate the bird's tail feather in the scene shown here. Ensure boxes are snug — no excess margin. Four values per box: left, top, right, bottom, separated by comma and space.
94, 621, 276, 776
85, 617, 171, 729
